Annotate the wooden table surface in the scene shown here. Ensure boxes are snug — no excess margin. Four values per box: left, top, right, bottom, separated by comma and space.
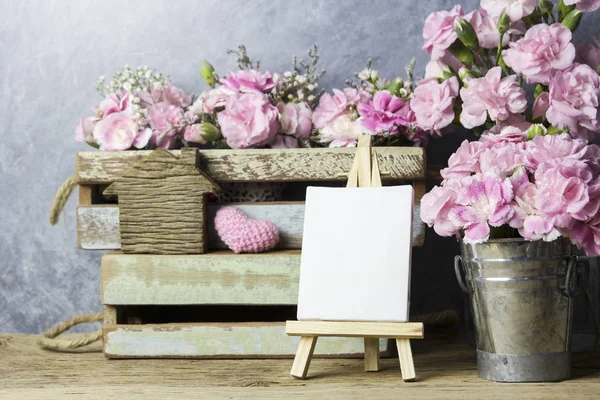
1, 331, 598, 399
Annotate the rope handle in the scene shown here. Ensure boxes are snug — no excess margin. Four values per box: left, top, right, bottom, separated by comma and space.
49, 176, 79, 225
37, 312, 104, 350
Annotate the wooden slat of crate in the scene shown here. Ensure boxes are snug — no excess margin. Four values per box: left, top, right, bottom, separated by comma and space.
76, 147, 426, 184
79, 202, 425, 250
102, 322, 391, 359
101, 251, 301, 305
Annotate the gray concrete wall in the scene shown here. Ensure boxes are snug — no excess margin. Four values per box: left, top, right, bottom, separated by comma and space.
1, 0, 598, 333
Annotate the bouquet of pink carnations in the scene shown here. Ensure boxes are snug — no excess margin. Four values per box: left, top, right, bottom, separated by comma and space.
75, 66, 194, 150
410, 0, 600, 141
420, 131, 600, 256
311, 59, 429, 148
194, 45, 324, 149
75, 46, 325, 151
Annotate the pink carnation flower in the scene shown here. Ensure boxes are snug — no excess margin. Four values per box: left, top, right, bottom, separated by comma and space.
441, 139, 492, 179
480, 125, 527, 144
93, 111, 150, 151
466, 9, 505, 49
319, 114, 364, 148
276, 102, 312, 139
564, 0, 600, 11
358, 90, 408, 134
480, 0, 536, 21
96, 92, 130, 117
200, 87, 231, 114
502, 23, 576, 85
313, 88, 371, 147
566, 216, 600, 256
221, 70, 275, 94
148, 102, 183, 149
576, 37, 600, 71
183, 124, 207, 145
163, 84, 192, 108
75, 116, 96, 144
534, 159, 600, 228
217, 92, 279, 149
449, 174, 515, 243
313, 88, 371, 130
546, 63, 600, 140
508, 168, 562, 242
420, 185, 461, 237
422, 5, 464, 60
460, 67, 527, 129
411, 77, 459, 134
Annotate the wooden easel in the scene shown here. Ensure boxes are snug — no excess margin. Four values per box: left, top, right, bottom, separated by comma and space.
286, 135, 424, 381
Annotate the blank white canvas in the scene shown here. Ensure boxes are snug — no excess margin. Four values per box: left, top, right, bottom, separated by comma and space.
297, 185, 414, 322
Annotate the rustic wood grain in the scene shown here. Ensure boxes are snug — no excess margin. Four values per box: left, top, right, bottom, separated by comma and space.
76, 147, 426, 184
103, 149, 218, 254
102, 323, 390, 359
286, 321, 424, 339
101, 251, 302, 305
2, 332, 599, 399
78, 202, 425, 250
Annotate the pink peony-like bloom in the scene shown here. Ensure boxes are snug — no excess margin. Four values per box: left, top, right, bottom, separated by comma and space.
217, 92, 279, 149
276, 101, 312, 139
566, 215, 600, 256
96, 92, 130, 118
163, 84, 192, 108
546, 63, 600, 140
480, 0, 536, 21
460, 67, 527, 129
422, 5, 464, 60
508, 169, 562, 242
358, 90, 408, 134
148, 102, 183, 149
183, 124, 207, 145
271, 135, 299, 149
576, 37, 600, 70
441, 139, 493, 179
449, 174, 515, 243
466, 9, 505, 49
480, 125, 527, 144
200, 87, 231, 114
93, 111, 149, 151
479, 139, 525, 178
521, 134, 588, 172
502, 23, 576, 85
535, 159, 600, 229
312, 88, 371, 130
221, 70, 275, 94
564, 0, 600, 11
319, 114, 364, 148
75, 116, 96, 144
411, 77, 459, 134
420, 185, 461, 237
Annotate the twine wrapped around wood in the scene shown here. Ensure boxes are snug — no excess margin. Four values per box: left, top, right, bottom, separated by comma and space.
37, 312, 104, 351
49, 176, 79, 225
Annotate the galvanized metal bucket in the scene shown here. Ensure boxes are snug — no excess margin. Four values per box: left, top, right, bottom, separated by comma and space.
455, 238, 586, 382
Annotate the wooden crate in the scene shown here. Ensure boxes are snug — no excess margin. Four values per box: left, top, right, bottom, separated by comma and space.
77, 146, 427, 358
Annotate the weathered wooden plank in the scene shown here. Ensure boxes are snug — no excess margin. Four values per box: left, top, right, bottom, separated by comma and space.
101, 251, 302, 305
78, 202, 425, 250
76, 147, 426, 184
77, 205, 122, 249
102, 323, 390, 358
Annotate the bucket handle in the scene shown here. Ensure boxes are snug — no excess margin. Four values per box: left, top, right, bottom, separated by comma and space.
563, 255, 588, 298
454, 255, 469, 294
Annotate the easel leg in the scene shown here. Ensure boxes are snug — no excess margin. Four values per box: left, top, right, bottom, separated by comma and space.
396, 338, 416, 381
290, 336, 318, 379
364, 337, 381, 372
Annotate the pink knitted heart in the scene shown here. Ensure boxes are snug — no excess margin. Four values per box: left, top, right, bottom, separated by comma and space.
214, 207, 280, 253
